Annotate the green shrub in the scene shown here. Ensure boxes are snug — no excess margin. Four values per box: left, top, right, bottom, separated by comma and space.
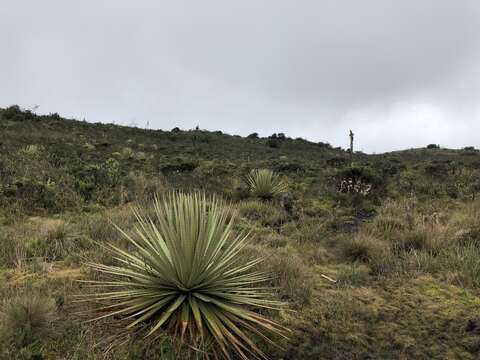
119, 147, 135, 160
237, 200, 288, 227
294, 218, 331, 244
335, 264, 371, 287
263, 249, 313, 307
122, 171, 168, 204
342, 233, 387, 263
252, 230, 288, 248
85, 193, 286, 359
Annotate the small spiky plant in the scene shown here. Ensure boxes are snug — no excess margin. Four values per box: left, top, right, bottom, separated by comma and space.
85, 192, 286, 359
246, 169, 288, 200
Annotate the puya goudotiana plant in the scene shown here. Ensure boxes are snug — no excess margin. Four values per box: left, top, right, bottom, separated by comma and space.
83, 192, 288, 359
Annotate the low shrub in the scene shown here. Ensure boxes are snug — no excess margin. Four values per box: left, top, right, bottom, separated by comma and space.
264, 249, 313, 307
294, 218, 331, 244
342, 233, 389, 264
237, 200, 288, 227
252, 231, 288, 248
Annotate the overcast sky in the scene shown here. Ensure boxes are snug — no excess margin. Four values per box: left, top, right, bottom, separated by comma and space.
1, 1, 480, 153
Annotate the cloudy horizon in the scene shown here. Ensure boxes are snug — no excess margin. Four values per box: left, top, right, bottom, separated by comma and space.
1, 1, 480, 153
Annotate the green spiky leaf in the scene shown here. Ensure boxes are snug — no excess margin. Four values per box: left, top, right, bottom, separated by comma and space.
84, 192, 287, 359
246, 169, 288, 200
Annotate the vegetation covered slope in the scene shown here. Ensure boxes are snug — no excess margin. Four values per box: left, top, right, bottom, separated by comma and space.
1, 106, 480, 359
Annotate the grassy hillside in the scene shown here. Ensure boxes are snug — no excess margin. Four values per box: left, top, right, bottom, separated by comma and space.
1, 106, 480, 359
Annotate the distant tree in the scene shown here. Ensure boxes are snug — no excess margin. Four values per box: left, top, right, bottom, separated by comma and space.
247, 132, 259, 139
277, 133, 286, 140
426, 144, 440, 149
3, 105, 24, 121
171, 127, 181, 133
266, 138, 279, 148
318, 141, 332, 149
268, 133, 278, 139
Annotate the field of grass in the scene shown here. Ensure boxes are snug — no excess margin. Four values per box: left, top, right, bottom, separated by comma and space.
1, 106, 480, 359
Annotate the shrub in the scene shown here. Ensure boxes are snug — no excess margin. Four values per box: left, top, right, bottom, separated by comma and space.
275, 162, 305, 173
120, 147, 135, 160
252, 230, 288, 248
85, 193, 286, 359
237, 200, 288, 227
161, 158, 197, 173
343, 232, 389, 263
122, 171, 168, 203
266, 138, 279, 148
294, 218, 331, 244
426, 144, 440, 149
246, 169, 288, 200
247, 132, 259, 139
317, 142, 332, 149
260, 248, 313, 307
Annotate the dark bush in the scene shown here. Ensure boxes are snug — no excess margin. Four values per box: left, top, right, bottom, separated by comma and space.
266, 138, 279, 148
317, 142, 332, 149
327, 157, 348, 167
276, 162, 305, 173
424, 162, 449, 178
2, 105, 25, 121
161, 159, 197, 173
337, 165, 382, 187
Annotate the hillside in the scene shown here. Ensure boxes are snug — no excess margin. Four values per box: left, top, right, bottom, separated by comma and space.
2, 106, 480, 359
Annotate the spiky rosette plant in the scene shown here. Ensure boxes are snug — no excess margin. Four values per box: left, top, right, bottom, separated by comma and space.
246, 169, 288, 200
85, 192, 287, 359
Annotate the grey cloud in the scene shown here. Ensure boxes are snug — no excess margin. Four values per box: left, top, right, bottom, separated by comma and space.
1, 0, 480, 152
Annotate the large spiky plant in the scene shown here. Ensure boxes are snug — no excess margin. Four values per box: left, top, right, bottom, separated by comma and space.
85, 192, 286, 359
246, 169, 288, 200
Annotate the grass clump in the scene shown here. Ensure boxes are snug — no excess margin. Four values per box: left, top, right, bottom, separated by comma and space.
237, 200, 288, 227
0, 292, 56, 355
262, 248, 313, 307
85, 192, 287, 360
342, 233, 389, 264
